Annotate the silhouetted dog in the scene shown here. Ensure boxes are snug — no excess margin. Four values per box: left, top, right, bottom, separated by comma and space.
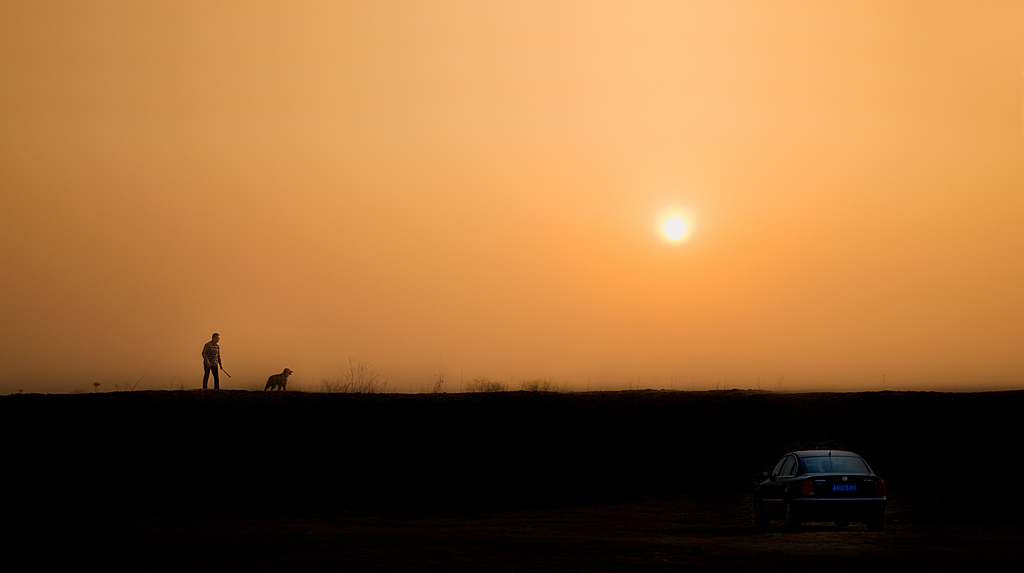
264, 368, 293, 391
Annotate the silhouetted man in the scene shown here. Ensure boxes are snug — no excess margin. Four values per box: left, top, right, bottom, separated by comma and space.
202, 333, 223, 389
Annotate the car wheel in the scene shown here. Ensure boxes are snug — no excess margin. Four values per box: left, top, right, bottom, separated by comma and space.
784, 502, 800, 530
835, 520, 849, 527
867, 513, 884, 532
754, 501, 769, 530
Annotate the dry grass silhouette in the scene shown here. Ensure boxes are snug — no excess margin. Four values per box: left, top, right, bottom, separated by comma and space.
316, 359, 389, 393
431, 373, 446, 393
114, 376, 145, 392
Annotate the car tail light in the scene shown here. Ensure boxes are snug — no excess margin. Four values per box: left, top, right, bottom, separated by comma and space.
875, 480, 886, 496
800, 479, 815, 496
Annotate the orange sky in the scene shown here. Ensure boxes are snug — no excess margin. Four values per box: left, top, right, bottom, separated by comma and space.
2, 1, 1022, 393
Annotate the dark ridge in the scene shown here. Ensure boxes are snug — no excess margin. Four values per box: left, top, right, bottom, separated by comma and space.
2, 389, 1019, 517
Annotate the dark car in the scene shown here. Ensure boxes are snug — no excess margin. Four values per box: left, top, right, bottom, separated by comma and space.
754, 450, 886, 531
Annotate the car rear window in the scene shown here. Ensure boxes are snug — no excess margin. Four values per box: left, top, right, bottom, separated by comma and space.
803, 456, 870, 474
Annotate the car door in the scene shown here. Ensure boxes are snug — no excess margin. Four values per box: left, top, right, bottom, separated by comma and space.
760, 455, 793, 514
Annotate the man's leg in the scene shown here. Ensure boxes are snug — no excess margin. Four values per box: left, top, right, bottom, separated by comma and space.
203, 365, 212, 389
213, 367, 220, 390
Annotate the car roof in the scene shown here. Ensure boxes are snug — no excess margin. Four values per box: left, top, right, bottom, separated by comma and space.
789, 450, 862, 458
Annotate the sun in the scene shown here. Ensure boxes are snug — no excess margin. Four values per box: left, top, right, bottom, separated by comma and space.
662, 216, 688, 241
655, 206, 695, 243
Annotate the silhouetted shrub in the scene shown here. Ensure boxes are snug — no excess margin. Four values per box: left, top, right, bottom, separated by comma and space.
520, 378, 552, 392
463, 377, 509, 392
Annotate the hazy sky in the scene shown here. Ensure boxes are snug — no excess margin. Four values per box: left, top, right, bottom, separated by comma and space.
2, 1, 1022, 393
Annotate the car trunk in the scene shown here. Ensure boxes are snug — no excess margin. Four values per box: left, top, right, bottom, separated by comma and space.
811, 475, 879, 497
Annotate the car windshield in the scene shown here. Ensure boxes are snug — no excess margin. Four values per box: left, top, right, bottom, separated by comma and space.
802, 455, 869, 474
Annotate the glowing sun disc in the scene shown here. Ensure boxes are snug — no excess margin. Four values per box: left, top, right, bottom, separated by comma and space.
663, 216, 688, 241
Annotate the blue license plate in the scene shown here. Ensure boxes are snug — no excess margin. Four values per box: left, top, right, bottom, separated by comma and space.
832, 484, 857, 492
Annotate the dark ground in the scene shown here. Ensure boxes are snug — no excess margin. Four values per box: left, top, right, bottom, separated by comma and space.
3, 389, 1021, 571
